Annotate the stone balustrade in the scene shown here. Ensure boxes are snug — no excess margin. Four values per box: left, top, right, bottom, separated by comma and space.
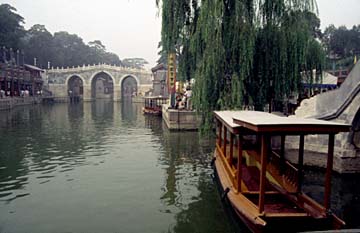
48, 63, 151, 75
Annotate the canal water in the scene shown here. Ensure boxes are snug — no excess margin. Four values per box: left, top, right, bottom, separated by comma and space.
0, 101, 359, 233
0, 101, 237, 233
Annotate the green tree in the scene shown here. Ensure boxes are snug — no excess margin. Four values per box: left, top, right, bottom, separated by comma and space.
0, 4, 25, 49
22, 24, 54, 68
156, 41, 168, 65
122, 58, 148, 69
0, 3, 124, 68
323, 24, 360, 69
303, 11, 321, 39
157, 0, 324, 130
52, 31, 89, 67
88, 40, 122, 66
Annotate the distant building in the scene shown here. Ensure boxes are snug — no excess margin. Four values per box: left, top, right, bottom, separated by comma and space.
0, 47, 44, 97
151, 63, 168, 97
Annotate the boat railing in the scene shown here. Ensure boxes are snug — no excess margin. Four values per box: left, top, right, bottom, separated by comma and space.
213, 110, 351, 231
144, 97, 168, 108
215, 112, 345, 215
216, 143, 237, 182
216, 120, 241, 190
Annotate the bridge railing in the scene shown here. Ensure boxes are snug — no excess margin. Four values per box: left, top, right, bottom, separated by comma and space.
47, 63, 151, 74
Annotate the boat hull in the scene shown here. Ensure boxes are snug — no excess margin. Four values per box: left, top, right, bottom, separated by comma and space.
142, 107, 161, 116
213, 152, 344, 233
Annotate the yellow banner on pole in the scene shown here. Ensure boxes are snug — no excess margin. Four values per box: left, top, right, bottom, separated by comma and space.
167, 53, 176, 93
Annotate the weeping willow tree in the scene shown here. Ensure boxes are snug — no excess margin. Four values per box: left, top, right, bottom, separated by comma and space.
157, 0, 325, 131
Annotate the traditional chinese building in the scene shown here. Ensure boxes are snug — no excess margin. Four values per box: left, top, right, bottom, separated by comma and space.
151, 63, 168, 97
0, 47, 43, 97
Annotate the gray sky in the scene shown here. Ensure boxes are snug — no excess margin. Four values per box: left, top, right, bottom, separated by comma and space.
317, 0, 360, 30
3, 0, 360, 68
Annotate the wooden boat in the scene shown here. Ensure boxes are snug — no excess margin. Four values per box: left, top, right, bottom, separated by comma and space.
142, 96, 168, 115
213, 111, 350, 233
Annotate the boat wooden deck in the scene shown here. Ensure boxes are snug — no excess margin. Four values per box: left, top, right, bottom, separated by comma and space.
213, 110, 351, 233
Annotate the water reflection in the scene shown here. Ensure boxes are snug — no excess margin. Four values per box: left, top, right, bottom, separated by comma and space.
145, 116, 235, 232
303, 170, 360, 228
0, 102, 235, 233
0, 102, 359, 232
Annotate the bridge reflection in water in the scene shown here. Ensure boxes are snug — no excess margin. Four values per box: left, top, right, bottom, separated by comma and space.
0, 102, 234, 233
0, 102, 359, 232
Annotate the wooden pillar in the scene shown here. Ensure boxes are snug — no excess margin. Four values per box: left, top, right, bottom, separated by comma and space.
223, 127, 227, 156
218, 121, 222, 148
297, 135, 304, 193
259, 134, 269, 213
280, 135, 285, 174
229, 133, 234, 165
324, 133, 335, 210
237, 135, 243, 192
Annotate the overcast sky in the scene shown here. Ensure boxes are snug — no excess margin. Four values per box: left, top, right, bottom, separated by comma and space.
3, 0, 360, 69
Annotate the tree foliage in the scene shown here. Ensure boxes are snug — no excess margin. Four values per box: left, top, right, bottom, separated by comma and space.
21, 29, 123, 68
122, 58, 149, 69
22, 24, 54, 67
0, 4, 25, 49
0, 3, 150, 69
157, 0, 324, 130
323, 24, 360, 68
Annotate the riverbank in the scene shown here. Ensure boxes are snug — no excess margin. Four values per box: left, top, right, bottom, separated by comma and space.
0, 95, 146, 111
0, 97, 42, 111
162, 104, 200, 130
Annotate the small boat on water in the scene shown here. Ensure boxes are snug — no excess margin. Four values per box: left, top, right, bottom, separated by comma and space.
213, 111, 350, 233
142, 96, 168, 115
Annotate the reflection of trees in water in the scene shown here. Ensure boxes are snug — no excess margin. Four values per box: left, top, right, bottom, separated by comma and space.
303, 169, 360, 228
143, 118, 235, 232
0, 104, 89, 203
158, 130, 203, 206
0, 106, 44, 192
167, 176, 235, 233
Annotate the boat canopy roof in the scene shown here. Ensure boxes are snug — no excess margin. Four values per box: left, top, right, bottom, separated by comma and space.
214, 111, 243, 134
214, 111, 350, 134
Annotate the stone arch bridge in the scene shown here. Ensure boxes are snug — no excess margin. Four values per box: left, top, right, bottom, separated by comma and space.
46, 64, 153, 101
293, 62, 360, 173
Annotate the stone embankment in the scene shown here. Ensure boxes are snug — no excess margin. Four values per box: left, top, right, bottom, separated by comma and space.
0, 97, 42, 111
291, 62, 360, 173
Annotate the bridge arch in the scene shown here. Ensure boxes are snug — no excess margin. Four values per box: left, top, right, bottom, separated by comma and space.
350, 106, 360, 149
90, 71, 116, 100
65, 74, 85, 97
120, 74, 139, 98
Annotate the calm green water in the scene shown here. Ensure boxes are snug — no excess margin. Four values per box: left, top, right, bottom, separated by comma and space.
0, 101, 359, 233
0, 101, 236, 233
